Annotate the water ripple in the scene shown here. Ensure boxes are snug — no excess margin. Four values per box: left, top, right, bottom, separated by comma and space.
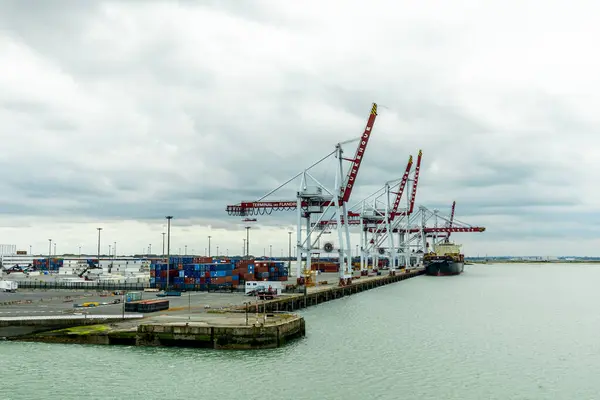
2, 264, 600, 399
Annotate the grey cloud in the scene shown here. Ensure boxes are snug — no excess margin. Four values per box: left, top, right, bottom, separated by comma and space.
1, 0, 599, 255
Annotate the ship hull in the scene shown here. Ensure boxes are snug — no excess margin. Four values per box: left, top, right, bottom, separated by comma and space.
424, 259, 464, 276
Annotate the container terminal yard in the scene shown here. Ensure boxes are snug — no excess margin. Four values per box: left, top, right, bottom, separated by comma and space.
0, 103, 486, 349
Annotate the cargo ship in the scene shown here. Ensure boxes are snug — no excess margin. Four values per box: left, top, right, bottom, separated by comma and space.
423, 240, 464, 276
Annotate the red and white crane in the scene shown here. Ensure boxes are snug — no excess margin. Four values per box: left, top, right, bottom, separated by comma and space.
315, 150, 422, 273
314, 151, 486, 272
226, 103, 379, 286
370, 203, 485, 266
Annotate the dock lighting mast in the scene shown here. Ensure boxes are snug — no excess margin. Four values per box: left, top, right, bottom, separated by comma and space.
208, 236, 211, 258
48, 239, 52, 270
96, 228, 102, 267
245, 226, 251, 258
226, 103, 379, 286
288, 231, 292, 268
166, 216, 173, 289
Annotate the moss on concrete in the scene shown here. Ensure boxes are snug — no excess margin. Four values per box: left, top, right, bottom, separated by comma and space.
43, 324, 111, 336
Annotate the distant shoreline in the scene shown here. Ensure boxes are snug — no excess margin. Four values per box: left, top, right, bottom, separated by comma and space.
466, 260, 600, 264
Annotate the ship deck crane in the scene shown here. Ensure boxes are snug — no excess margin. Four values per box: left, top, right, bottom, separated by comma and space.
226, 103, 379, 286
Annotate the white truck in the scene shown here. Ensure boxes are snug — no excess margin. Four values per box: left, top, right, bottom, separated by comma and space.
245, 281, 284, 296
0, 280, 18, 293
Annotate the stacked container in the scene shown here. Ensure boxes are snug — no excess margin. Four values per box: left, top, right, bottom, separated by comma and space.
149, 257, 289, 291
254, 260, 289, 281
33, 258, 64, 271
150, 256, 236, 290
310, 261, 339, 273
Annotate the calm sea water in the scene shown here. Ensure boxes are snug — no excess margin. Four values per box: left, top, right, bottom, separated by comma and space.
2, 263, 600, 400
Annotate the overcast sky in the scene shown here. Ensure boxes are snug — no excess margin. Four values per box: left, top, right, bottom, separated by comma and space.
1, 0, 598, 258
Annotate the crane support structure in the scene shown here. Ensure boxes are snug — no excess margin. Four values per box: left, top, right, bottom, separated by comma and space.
316, 149, 423, 229
312, 147, 485, 272
226, 103, 379, 286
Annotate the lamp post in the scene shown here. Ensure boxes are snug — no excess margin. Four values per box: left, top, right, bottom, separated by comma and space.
79, 246, 82, 257
269, 244, 272, 258
217, 246, 219, 257
166, 216, 173, 290
185, 245, 187, 256
48, 239, 52, 271
243, 239, 246, 257
244, 301, 250, 325
162, 232, 166, 260
245, 226, 250, 257
208, 236, 212, 258
97, 228, 102, 267
54, 242, 56, 256
288, 231, 293, 269
114, 242, 116, 258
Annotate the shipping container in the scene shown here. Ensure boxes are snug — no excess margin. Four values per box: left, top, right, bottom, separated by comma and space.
125, 291, 143, 302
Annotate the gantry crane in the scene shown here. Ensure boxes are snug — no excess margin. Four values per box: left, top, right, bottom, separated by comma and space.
368, 203, 485, 267
226, 103, 379, 286
316, 150, 422, 274
314, 150, 485, 273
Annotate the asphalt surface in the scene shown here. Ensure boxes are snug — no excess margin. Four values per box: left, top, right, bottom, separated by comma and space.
0, 290, 253, 317
0, 271, 386, 318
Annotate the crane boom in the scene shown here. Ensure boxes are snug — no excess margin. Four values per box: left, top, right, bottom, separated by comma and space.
390, 155, 413, 221
408, 149, 422, 214
341, 103, 378, 203
447, 201, 456, 239
372, 227, 485, 233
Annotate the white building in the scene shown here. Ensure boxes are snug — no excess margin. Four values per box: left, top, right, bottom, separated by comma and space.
0, 254, 36, 268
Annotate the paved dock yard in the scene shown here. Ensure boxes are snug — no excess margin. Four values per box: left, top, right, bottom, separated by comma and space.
0, 270, 422, 317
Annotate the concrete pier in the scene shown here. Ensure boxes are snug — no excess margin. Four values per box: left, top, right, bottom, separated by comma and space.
136, 314, 305, 349
0, 314, 143, 338
241, 268, 425, 314
7, 313, 305, 350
